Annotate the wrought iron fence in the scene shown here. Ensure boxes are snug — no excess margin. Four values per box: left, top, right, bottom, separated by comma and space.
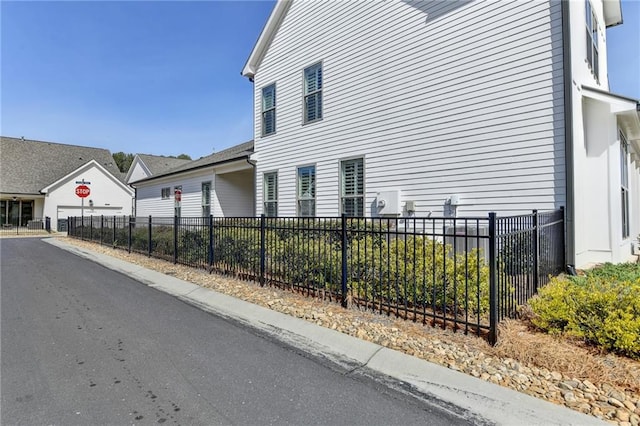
0, 217, 51, 235
68, 209, 565, 344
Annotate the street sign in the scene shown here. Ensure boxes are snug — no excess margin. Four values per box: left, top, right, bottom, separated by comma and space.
75, 185, 91, 198
174, 189, 182, 202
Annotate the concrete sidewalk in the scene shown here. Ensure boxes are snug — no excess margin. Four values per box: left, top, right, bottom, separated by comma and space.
44, 238, 605, 426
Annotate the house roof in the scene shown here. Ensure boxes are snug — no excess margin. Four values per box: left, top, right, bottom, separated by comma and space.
136, 154, 192, 176
0, 136, 125, 195
242, 0, 291, 79
131, 140, 254, 184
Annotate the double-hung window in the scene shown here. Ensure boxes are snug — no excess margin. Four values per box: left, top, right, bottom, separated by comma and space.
303, 63, 323, 123
161, 187, 170, 199
340, 158, 364, 217
297, 165, 316, 217
620, 131, 630, 239
202, 181, 211, 217
262, 84, 276, 136
586, 1, 599, 80
263, 172, 278, 217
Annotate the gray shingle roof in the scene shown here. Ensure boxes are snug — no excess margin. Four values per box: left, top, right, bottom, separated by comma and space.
133, 140, 254, 184
0, 136, 125, 194
136, 154, 192, 176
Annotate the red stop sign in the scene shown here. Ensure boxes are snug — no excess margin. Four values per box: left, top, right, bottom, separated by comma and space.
75, 185, 91, 198
174, 190, 182, 202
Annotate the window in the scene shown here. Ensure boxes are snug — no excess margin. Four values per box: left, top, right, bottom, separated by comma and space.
340, 158, 364, 217
202, 181, 211, 217
174, 185, 182, 218
263, 172, 278, 217
586, 1, 599, 80
161, 187, 171, 199
297, 166, 316, 217
262, 84, 276, 136
620, 131, 630, 239
303, 63, 323, 123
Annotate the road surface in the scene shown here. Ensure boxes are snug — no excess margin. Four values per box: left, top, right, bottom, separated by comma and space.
1, 238, 476, 425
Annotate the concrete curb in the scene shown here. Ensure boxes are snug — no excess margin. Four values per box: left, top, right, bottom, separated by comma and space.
44, 238, 605, 426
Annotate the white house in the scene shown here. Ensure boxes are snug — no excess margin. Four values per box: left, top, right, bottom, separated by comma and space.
133, 141, 254, 218
125, 154, 191, 185
0, 136, 134, 231
241, 0, 640, 268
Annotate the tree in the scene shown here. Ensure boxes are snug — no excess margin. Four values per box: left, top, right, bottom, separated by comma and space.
176, 154, 192, 160
112, 152, 134, 173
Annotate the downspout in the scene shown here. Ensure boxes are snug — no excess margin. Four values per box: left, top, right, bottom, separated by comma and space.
561, 0, 576, 268
246, 157, 257, 217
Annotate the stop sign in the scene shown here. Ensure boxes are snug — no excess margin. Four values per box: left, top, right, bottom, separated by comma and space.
75, 185, 91, 198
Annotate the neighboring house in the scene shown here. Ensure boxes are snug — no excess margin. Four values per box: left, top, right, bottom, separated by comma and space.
0, 136, 134, 231
125, 154, 192, 185
132, 141, 254, 218
241, 0, 640, 268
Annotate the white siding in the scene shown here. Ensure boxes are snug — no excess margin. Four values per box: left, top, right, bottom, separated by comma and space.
136, 170, 214, 218
135, 167, 254, 218
43, 164, 133, 230
127, 160, 150, 184
252, 0, 566, 217
214, 170, 254, 217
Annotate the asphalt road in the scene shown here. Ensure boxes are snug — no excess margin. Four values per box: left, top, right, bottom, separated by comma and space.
1, 238, 474, 426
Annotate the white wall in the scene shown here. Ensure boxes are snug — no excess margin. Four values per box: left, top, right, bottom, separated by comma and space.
252, 0, 566, 217
127, 159, 150, 184
43, 163, 133, 231
214, 169, 254, 217
135, 165, 254, 218
136, 169, 214, 218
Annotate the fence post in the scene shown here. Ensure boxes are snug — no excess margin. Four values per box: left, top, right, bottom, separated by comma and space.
260, 214, 266, 286
68, 216, 72, 236
488, 212, 498, 345
81, 214, 84, 240
128, 216, 132, 253
45, 216, 51, 233
148, 215, 152, 257
532, 210, 539, 293
112, 216, 116, 247
173, 215, 178, 264
208, 215, 214, 271
341, 213, 348, 308
90, 216, 93, 241
100, 215, 104, 246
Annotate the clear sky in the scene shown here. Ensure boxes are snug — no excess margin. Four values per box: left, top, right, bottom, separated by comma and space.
1, 1, 639, 159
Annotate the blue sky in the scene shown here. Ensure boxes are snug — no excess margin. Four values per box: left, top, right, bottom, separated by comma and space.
1, 1, 639, 159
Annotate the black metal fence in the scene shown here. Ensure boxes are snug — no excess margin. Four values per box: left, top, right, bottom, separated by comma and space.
1, 217, 51, 235
68, 209, 565, 344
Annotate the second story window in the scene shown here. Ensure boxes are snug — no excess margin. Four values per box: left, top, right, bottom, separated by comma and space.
586, 1, 599, 80
263, 172, 278, 217
262, 84, 276, 136
304, 63, 323, 123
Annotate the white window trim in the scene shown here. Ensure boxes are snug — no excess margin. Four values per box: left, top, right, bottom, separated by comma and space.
261, 83, 276, 137
263, 171, 278, 217
339, 157, 365, 217
303, 62, 323, 124
296, 164, 316, 217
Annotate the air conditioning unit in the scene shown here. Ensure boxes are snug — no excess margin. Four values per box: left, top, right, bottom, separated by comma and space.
444, 225, 489, 258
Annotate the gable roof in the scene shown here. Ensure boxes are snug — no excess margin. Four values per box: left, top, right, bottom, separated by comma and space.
132, 140, 254, 184
126, 154, 192, 183
242, 0, 291, 79
0, 136, 125, 195
40, 159, 133, 195
137, 154, 192, 176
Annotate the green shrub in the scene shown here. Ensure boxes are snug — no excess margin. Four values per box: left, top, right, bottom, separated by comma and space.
529, 273, 640, 359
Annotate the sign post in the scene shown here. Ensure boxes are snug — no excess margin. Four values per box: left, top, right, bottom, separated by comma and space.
75, 179, 91, 219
